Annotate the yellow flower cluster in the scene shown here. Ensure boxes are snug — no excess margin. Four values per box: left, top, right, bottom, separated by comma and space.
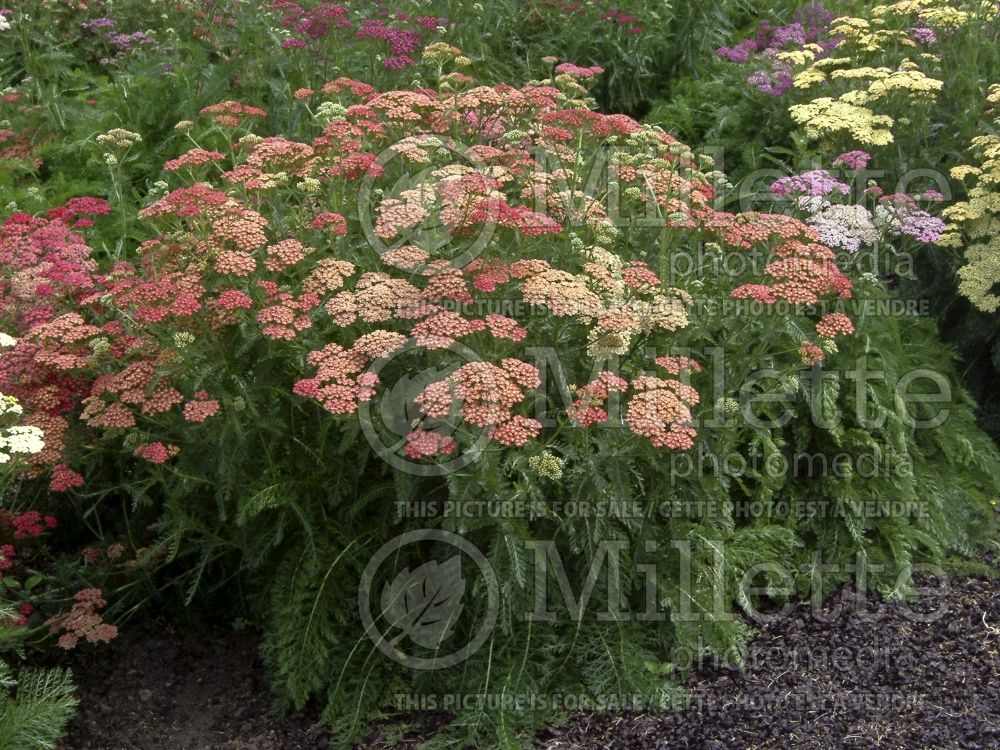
784, 0, 978, 147
830, 17, 910, 53
422, 42, 462, 62
789, 97, 894, 146
774, 45, 825, 66
872, 0, 970, 30
940, 84, 1000, 311
793, 68, 828, 89
861, 68, 943, 101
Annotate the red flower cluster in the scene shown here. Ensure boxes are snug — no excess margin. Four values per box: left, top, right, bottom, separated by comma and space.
133, 441, 179, 464
3, 510, 58, 540
568, 371, 629, 427
731, 239, 853, 305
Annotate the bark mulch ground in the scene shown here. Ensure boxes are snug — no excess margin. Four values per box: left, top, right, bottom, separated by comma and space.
59, 569, 1000, 750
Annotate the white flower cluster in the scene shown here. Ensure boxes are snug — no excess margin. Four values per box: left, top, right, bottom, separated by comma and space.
0, 334, 45, 463
807, 203, 880, 253
0, 15, 10, 32
1, 423, 45, 464
96, 128, 142, 149
315, 101, 347, 123
0, 394, 22, 419
1, 395, 45, 464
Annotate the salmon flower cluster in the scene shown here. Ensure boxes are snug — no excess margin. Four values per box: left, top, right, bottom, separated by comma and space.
0, 56, 857, 484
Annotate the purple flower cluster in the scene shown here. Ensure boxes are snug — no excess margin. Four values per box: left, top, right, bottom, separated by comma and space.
717, 4, 842, 96
771, 170, 851, 198
909, 26, 937, 44
82, 18, 156, 62
747, 69, 794, 96
106, 31, 156, 53
271, 1, 444, 69
105, 30, 156, 54
716, 39, 757, 65
875, 195, 947, 243
81, 17, 117, 31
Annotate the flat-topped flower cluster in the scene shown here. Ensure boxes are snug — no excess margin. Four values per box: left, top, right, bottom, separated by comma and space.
0, 60, 855, 488
720, 0, 990, 148
940, 83, 1000, 312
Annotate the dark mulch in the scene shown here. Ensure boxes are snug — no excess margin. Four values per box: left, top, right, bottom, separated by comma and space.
538, 574, 1000, 750
58, 629, 330, 750
58, 569, 1000, 750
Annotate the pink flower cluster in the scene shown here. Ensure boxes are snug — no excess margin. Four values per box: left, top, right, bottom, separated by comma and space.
295, 332, 406, 415
183, 391, 221, 423
554, 63, 605, 78
815, 312, 854, 338
571, 359, 701, 451
0, 71, 868, 497
199, 100, 267, 127
48, 588, 119, 650
415, 360, 541, 446
771, 170, 851, 199
568, 371, 629, 427
799, 341, 825, 366
255, 281, 319, 340
163, 147, 226, 172
625, 368, 701, 450
833, 151, 871, 170
404, 429, 457, 459
731, 238, 853, 305
49, 464, 85, 491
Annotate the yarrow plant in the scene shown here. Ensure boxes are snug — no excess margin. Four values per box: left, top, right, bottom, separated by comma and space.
767, 161, 947, 257
267, 0, 446, 71
0, 348, 106, 750
940, 83, 1000, 312
717, 3, 843, 96
0, 3, 999, 743
720, 0, 991, 148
